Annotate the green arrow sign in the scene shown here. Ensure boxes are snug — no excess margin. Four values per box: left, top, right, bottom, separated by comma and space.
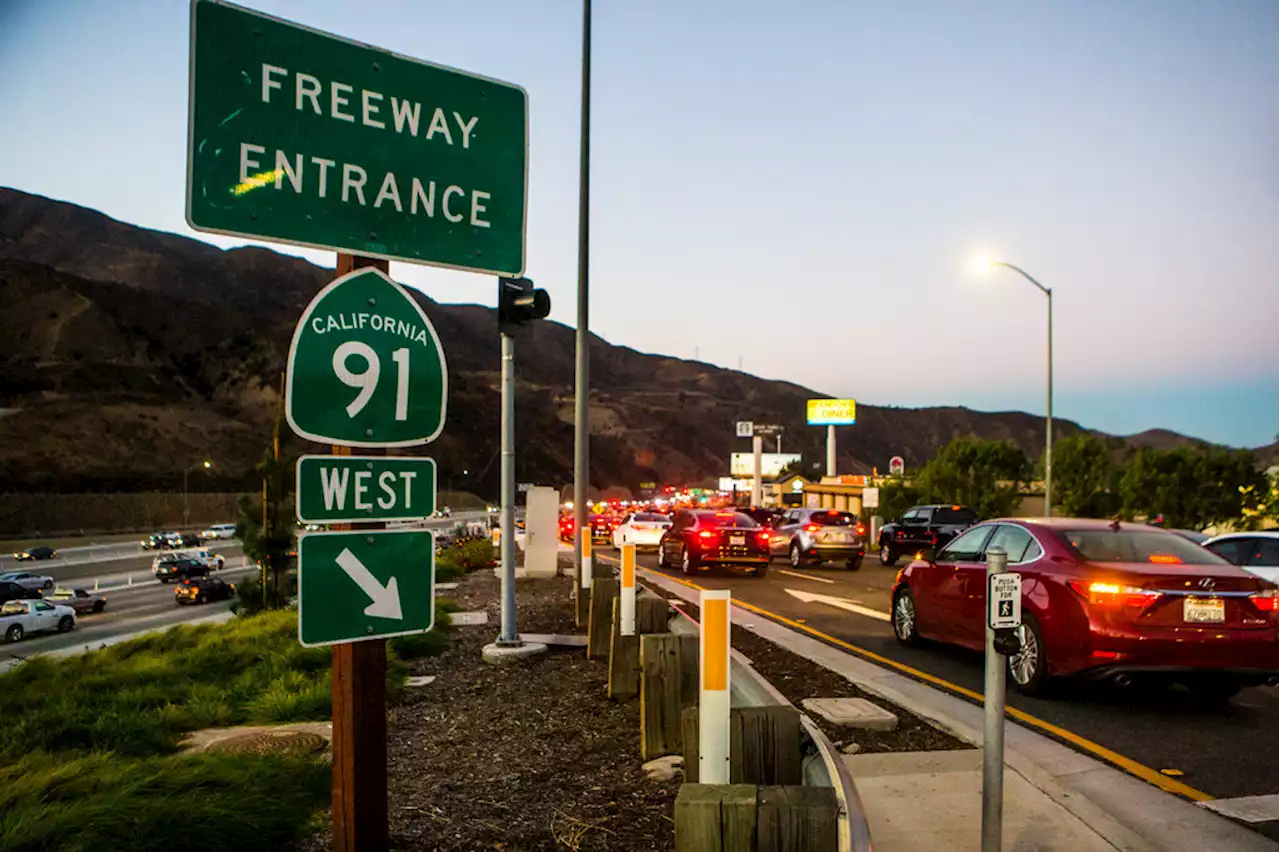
298, 529, 435, 647
296, 455, 436, 524
186, 0, 528, 274
286, 268, 447, 447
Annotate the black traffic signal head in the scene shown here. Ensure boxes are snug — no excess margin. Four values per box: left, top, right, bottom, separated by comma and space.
497, 277, 551, 334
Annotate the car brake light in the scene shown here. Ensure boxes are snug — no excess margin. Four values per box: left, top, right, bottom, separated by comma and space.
1147, 554, 1183, 565
698, 530, 714, 539
756, 531, 770, 543
1068, 580, 1160, 608
1249, 589, 1278, 613
855, 523, 865, 535
804, 524, 820, 533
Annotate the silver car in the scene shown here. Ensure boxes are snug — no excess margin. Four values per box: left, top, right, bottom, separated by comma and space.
45, 587, 108, 614
769, 508, 866, 570
0, 571, 55, 592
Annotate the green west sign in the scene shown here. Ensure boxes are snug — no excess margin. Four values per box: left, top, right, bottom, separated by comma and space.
286, 267, 447, 447
186, 0, 528, 275
296, 455, 436, 524
298, 529, 435, 647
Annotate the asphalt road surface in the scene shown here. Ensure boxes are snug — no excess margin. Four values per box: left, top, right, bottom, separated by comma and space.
0, 563, 258, 666
627, 548, 1278, 807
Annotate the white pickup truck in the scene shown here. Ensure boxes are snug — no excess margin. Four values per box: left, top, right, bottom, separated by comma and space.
1, 599, 76, 643
153, 549, 225, 573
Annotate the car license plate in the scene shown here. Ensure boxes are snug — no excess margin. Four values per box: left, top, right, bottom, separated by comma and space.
835, 532, 851, 543
1183, 597, 1225, 624
730, 534, 745, 546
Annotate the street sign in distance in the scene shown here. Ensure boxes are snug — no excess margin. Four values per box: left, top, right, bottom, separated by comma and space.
889, 456, 906, 476
298, 529, 435, 647
735, 421, 753, 438
988, 572, 1022, 630
187, 0, 528, 275
862, 487, 879, 509
286, 268, 447, 447
296, 455, 436, 524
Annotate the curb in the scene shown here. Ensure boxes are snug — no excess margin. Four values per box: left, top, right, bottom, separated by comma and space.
637, 566, 1274, 852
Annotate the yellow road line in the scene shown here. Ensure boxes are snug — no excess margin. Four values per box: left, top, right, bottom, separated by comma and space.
639, 568, 1215, 803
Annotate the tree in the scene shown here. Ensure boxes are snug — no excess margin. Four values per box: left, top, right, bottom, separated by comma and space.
913, 436, 1031, 519
1052, 433, 1122, 518
1239, 469, 1279, 531
1120, 446, 1266, 530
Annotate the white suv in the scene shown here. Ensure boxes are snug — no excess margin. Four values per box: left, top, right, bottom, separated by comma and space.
200, 523, 237, 541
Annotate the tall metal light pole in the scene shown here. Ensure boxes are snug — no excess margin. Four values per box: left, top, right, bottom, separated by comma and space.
991, 261, 1053, 517
573, 0, 592, 590
182, 460, 212, 529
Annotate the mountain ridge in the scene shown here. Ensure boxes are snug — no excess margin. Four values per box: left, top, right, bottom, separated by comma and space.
0, 187, 1261, 495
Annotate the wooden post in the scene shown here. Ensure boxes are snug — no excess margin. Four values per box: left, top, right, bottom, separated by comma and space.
682, 705, 700, 783
640, 633, 683, 758
587, 577, 618, 659
756, 786, 838, 852
330, 253, 389, 852
674, 784, 758, 852
733, 706, 803, 786
608, 591, 672, 701
678, 634, 700, 710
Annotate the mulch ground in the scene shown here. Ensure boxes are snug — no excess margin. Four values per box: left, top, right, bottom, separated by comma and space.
664, 597, 971, 755
299, 571, 677, 852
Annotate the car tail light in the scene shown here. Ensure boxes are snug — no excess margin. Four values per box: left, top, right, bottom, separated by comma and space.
1249, 589, 1278, 613
756, 531, 770, 544
804, 524, 820, 533
855, 523, 865, 535
698, 530, 714, 540
1148, 554, 1183, 565
1068, 580, 1160, 609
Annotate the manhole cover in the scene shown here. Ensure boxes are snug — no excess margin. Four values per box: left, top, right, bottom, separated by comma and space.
207, 730, 327, 755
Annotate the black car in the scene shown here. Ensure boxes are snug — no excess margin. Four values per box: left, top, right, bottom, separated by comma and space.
742, 507, 784, 529
174, 576, 235, 605
656, 509, 770, 576
141, 533, 170, 551
167, 533, 202, 549
877, 504, 978, 567
14, 545, 56, 561
0, 580, 41, 605
154, 558, 209, 583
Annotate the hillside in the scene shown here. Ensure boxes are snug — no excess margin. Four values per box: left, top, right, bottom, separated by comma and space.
0, 187, 1225, 495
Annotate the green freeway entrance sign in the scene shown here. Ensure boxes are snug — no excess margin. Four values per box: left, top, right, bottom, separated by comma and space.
286, 267, 447, 447
297, 455, 436, 524
298, 529, 435, 647
186, 0, 528, 275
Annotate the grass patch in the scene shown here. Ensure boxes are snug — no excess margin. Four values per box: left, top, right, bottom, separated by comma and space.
0, 604, 453, 760
0, 750, 328, 852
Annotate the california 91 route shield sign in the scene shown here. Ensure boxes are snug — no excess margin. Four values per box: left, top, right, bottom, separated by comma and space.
286, 267, 447, 447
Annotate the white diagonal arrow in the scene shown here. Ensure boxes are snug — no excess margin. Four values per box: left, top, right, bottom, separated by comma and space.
336, 547, 403, 620
784, 588, 890, 622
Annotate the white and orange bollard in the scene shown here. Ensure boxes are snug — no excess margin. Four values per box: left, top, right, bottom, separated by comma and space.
699, 589, 732, 784
620, 542, 637, 636
581, 531, 593, 590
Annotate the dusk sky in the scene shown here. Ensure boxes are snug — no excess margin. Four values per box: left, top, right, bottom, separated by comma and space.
1, 0, 1276, 448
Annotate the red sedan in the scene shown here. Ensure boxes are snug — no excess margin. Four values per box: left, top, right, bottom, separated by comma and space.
657, 509, 771, 576
891, 518, 1278, 700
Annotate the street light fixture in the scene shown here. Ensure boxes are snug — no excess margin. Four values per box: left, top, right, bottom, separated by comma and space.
978, 257, 1054, 516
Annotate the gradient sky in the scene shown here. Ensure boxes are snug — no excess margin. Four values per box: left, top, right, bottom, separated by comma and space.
1, 0, 1276, 447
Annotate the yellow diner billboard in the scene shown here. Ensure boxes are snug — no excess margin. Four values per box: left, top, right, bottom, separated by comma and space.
807, 398, 857, 426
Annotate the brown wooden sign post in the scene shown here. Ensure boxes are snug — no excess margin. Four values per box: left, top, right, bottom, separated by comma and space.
330, 254, 390, 852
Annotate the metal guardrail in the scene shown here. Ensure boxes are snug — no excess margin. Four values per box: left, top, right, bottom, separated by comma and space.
661, 592, 872, 852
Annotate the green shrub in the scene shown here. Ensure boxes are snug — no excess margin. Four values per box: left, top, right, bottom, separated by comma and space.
0, 750, 328, 852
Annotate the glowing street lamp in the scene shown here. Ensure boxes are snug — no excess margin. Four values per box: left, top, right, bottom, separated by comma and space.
972, 255, 1054, 516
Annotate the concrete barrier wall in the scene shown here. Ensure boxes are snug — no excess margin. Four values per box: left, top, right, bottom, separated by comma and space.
0, 492, 244, 538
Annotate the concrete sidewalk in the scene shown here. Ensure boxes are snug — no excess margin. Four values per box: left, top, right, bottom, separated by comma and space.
638, 567, 1273, 852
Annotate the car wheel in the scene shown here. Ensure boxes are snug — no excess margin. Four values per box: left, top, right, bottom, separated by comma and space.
789, 542, 804, 568
751, 564, 768, 578
197, 594, 208, 604
1008, 614, 1050, 696
43, 580, 53, 590
4, 624, 22, 643
57, 616, 74, 633
93, 601, 105, 613
879, 543, 898, 567
846, 555, 863, 571
681, 546, 698, 575
892, 590, 921, 647
656, 543, 669, 569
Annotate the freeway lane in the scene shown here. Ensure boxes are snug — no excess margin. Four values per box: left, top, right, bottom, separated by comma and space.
0, 564, 258, 667
627, 549, 1278, 805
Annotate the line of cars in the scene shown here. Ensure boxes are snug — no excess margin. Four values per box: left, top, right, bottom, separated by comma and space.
0, 584, 109, 643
